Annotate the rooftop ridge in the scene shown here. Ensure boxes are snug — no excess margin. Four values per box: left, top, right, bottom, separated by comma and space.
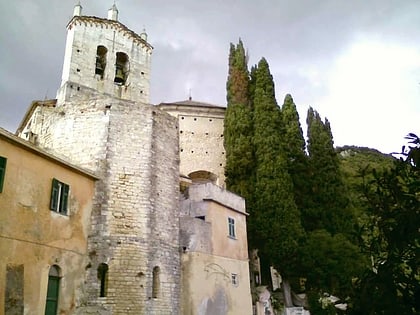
158, 99, 226, 109
67, 15, 153, 50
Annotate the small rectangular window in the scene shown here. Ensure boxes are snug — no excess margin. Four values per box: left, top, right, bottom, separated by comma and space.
50, 178, 69, 215
228, 217, 236, 238
0, 156, 7, 193
231, 273, 239, 287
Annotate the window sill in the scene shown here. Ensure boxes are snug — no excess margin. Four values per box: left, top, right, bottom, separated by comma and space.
50, 210, 69, 217
227, 235, 237, 240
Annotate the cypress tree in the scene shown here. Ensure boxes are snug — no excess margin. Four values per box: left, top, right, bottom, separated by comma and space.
224, 40, 254, 201
301, 108, 365, 312
281, 94, 309, 212
305, 107, 354, 236
252, 58, 304, 283
249, 65, 257, 107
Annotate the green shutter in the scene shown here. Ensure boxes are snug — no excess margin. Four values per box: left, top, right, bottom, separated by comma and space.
60, 184, 69, 214
0, 156, 6, 193
50, 179, 59, 211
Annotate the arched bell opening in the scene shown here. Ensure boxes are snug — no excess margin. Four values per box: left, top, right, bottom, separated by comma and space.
114, 52, 129, 85
95, 45, 108, 79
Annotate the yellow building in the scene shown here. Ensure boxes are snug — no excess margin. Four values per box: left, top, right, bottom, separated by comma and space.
0, 128, 97, 314
180, 183, 253, 315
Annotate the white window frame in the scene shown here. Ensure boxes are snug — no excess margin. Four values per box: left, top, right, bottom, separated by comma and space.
50, 178, 70, 215
228, 217, 236, 238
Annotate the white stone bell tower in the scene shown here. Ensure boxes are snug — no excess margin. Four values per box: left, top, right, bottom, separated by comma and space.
56, 2, 153, 105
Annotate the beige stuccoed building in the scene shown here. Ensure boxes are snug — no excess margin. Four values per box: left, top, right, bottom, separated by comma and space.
8, 2, 254, 314
179, 183, 252, 315
0, 127, 97, 314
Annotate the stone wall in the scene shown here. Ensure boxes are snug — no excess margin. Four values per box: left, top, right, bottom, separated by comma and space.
158, 103, 226, 186
57, 16, 152, 105
25, 97, 181, 314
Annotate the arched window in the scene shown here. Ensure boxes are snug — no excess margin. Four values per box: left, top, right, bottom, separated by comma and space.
152, 266, 160, 298
45, 265, 61, 315
114, 52, 129, 85
97, 263, 109, 297
188, 170, 218, 185
95, 46, 108, 79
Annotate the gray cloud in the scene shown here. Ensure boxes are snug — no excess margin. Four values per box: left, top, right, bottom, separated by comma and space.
1, 0, 419, 152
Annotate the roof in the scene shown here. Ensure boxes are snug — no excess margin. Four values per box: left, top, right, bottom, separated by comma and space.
0, 127, 98, 180
68, 16, 153, 50
158, 99, 226, 109
16, 99, 57, 135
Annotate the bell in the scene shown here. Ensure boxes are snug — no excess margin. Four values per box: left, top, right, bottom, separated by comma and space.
95, 63, 103, 76
114, 67, 125, 84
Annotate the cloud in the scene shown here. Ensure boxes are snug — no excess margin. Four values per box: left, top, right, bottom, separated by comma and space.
317, 39, 420, 152
0, 0, 419, 153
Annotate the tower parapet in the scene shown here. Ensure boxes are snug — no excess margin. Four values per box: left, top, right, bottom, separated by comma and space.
73, 1, 82, 16
108, 4, 119, 21
56, 4, 152, 105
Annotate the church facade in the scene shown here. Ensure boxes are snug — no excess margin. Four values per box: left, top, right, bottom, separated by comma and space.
1, 3, 253, 314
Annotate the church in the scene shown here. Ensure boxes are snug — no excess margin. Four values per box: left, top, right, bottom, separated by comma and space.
0, 3, 254, 315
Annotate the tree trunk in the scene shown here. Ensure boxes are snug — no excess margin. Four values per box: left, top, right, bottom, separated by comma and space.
282, 278, 293, 307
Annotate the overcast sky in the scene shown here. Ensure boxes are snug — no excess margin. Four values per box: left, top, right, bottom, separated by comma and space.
1, 0, 419, 154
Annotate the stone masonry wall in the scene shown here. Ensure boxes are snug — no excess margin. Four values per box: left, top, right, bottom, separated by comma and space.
26, 97, 180, 314
145, 108, 181, 314
178, 114, 225, 185
57, 16, 152, 105
159, 105, 226, 186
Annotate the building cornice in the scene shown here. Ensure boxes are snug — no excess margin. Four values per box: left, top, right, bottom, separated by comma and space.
157, 100, 226, 117
67, 16, 153, 51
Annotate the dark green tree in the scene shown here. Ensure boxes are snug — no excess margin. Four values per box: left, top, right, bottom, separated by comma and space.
350, 134, 420, 315
249, 65, 257, 107
252, 58, 304, 305
223, 40, 259, 257
299, 108, 365, 314
304, 108, 355, 236
301, 229, 367, 314
281, 94, 309, 212
224, 40, 254, 202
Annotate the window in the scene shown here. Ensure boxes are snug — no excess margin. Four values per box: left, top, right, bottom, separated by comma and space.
228, 217, 236, 238
95, 45, 108, 79
97, 263, 109, 297
114, 52, 129, 85
0, 156, 6, 193
231, 273, 239, 287
45, 265, 60, 315
152, 266, 160, 298
50, 179, 69, 215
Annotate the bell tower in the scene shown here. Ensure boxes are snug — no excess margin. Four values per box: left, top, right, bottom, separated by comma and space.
56, 2, 153, 105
